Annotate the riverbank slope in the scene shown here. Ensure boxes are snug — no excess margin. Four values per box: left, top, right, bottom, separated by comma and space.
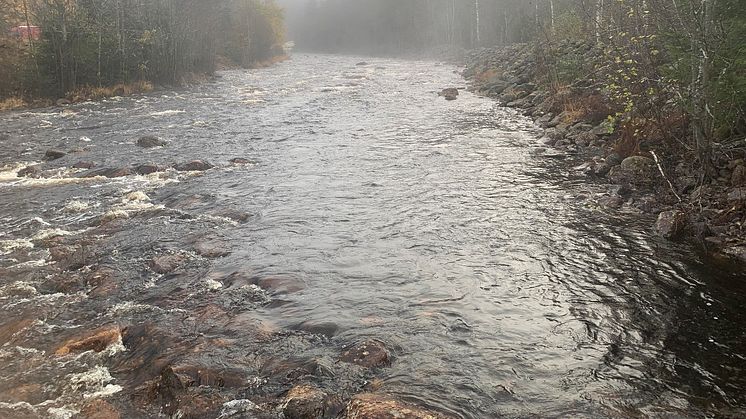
464, 41, 746, 266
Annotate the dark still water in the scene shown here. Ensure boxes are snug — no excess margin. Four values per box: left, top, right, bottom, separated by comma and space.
0, 54, 745, 418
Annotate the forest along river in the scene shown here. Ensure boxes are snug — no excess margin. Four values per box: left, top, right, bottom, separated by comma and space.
0, 54, 745, 419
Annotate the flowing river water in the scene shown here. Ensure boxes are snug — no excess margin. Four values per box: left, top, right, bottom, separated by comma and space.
0, 54, 745, 418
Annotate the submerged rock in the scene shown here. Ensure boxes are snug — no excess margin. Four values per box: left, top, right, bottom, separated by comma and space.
345, 394, 448, 419
339, 339, 390, 368
175, 160, 214, 172
194, 240, 231, 258
654, 210, 688, 239
229, 157, 251, 165
150, 254, 186, 274
73, 161, 96, 169
136, 135, 167, 148
134, 163, 166, 175
44, 149, 67, 161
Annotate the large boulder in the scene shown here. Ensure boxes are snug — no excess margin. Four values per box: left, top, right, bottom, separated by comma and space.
654, 210, 688, 239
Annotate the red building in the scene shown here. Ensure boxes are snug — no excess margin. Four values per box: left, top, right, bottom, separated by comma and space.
9, 26, 41, 41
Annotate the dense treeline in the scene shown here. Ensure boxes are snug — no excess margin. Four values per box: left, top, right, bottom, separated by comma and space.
292, 0, 745, 178
0, 0, 285, 101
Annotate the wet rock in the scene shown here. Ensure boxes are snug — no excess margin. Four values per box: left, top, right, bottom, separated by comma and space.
49, 244, 88, 271
655, 210, 688, 239
229, 157, 251, 165
256, 275, 306, 294
345, 394, 448, 419
44, 149, 67, 161
438, 88, 459, 101
81, 167, 134, 178
282, 385, 342, 419
728, 187, 746, 202
17, 164, 42, 178
150, 254, 186, 274
356, 61, 369, 66
175, 160, 214, 172
79, 399, 121, 419
134, 163, 165, 175
339, 339, 390, 368
172, 364, 249, 388
194, 240, 231, 258
56, 98, 71, 106
545, 127, 567, 141
136, 135, 167, 148
73, 161, 96, 169
55, 327, 121, 356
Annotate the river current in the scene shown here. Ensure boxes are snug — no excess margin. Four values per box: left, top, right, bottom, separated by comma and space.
0, 54, 745, 418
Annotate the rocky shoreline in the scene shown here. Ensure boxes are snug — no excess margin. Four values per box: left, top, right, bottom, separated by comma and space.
462, 42, 746, 268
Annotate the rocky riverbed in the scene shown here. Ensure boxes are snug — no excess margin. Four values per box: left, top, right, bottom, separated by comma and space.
2, 53, 746, 418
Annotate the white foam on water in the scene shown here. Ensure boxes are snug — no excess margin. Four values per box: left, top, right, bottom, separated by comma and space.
149, 109, 185, 117
101, 334, 126, 357
69, 365, 122, 399
205, 278, 223, 291
108, 301, 160, 315
0, 238, 34, 255
63, 200, 90, 213
124, 191, 150, 202
32, 228, 77, 241
0, 281, 39, 298
0, 162, 36, 183
80, 136, 92, 142
47, 406, 79, 419
8, 259, 50, 269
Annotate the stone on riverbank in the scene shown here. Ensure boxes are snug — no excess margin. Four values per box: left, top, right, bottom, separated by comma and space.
655, 210, 688, 239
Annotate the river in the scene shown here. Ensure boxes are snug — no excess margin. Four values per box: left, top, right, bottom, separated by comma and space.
0, 54, 745, 418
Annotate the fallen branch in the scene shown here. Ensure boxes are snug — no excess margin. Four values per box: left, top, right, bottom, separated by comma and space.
650, 150, 683, 203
